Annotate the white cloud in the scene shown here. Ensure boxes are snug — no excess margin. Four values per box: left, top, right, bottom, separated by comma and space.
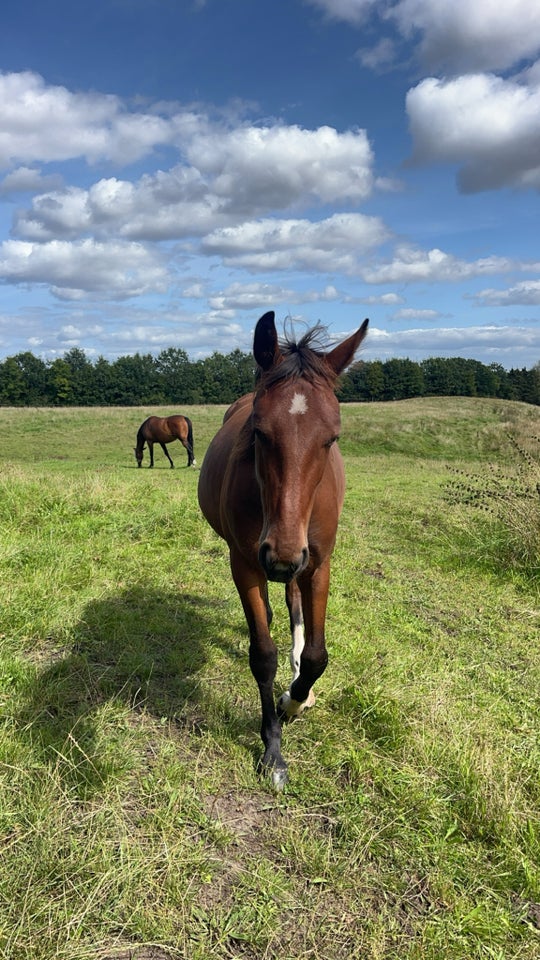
185, 123, 375, 206
202, 213, 390, 274
0, 166, 63, 195
364, 323, 540, 361
308, 0, 540, 73
473, 279, 540, 306
390, 0, 540, 74
356, 38, 398, 71
406, 72, 540, 191
207, 282, 341, 311
0, 238, 168, 300
359, 292, 405, 305
13, 123, 375, 242
361, 245, 514, 283
0, 71, 174, 168
391, 307, 446, 321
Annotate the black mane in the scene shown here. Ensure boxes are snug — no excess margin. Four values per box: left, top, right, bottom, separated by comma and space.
256, 323, 337, 388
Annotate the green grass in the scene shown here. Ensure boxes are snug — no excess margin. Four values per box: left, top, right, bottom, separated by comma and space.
0, 398, 539, 960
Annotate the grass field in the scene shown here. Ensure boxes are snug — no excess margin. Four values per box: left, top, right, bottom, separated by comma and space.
0, 398, 539, 960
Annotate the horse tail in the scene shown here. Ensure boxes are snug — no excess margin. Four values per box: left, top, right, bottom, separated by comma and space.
184, 416, 195, 464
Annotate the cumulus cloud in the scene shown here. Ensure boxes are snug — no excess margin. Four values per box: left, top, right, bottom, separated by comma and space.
391, 307, 446, 321
473, 279, 540, 306
361, 245, 513, 284
207, 282, 342, 311
406, 72, 540, 191
356, 38, 398, 71
13, 122, 375, 242
359, 292, 405, 305
202, 213, 390, 274
389, 0, 540, 74
0, 238, 168, 300
308, 0, 540, 73
307, 2, 540, 193
184, 123, 375, 207
0, 71, 175, 168
364, 323, 540, 361
0, 166, 63, 195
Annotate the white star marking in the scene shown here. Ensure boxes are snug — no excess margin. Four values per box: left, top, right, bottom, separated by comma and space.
289, 392, 308, 415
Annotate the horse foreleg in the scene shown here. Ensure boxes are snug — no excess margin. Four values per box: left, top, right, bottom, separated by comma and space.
160, 442, 174, 468
147, 441, 154, 467
230, 549, 288, 790
279, 562, 329, 719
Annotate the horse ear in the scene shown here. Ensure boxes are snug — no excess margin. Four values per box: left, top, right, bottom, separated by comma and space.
326, 318, 369, 375
253, 311, 281, 371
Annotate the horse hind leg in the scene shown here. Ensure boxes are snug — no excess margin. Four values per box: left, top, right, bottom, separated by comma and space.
278, 580, 316, 719
182, 438, 196, 467
161, 442, 174, 468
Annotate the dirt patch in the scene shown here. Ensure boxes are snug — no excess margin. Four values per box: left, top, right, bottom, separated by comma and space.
202, 789, 281, 853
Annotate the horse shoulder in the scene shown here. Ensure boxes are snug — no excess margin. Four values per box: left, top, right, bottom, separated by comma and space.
316, 445, 346, 516
222, 392, 254, 424
198, 405, 248, 539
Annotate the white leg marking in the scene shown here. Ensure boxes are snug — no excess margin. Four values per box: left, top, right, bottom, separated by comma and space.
279, 688, 316, 718
279, 620, 315, 717
290, 622, 305, 683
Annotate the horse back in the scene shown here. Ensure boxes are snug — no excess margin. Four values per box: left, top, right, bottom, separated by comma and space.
141, 415, 186, 443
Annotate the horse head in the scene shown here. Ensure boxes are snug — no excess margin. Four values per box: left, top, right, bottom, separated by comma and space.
252, 311, 369, 583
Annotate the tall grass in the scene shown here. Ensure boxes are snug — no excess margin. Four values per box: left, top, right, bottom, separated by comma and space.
0, 399, 539, 959
444, 431, 540, 578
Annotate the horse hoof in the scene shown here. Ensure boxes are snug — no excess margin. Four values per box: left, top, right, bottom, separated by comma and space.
259, 752, 288, 791
278, 689, 316, 719
271, 765, 288, 791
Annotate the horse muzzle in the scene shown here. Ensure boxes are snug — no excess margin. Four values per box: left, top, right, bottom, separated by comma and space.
258, 542, 309, 583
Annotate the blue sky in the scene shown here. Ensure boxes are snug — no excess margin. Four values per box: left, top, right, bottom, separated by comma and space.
1, 0, 539, 368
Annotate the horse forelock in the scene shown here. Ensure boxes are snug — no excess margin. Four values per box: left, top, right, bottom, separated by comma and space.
256, 323, 337, 388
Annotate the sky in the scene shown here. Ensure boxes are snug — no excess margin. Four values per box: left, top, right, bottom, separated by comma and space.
0, 0, 540, 369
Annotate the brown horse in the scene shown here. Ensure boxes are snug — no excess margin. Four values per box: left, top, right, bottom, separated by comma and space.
198, 310, 369, 788
134, 415, 196, 468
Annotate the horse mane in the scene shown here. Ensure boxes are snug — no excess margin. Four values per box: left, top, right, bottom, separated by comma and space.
256, 323, 338, 388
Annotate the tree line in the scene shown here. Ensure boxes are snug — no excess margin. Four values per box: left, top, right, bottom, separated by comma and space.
1, 345, 539, 406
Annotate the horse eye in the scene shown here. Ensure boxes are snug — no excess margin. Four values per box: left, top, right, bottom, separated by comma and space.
325, 435, 339, 448
254, 428, 267, 444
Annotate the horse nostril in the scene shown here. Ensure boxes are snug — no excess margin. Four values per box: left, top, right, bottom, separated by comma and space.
258, 542, 309, 582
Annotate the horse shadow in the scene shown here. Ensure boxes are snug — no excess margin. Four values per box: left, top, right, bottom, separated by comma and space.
14, 583, 257, 796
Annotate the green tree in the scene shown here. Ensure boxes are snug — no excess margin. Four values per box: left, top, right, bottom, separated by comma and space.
47, 358, 74, 405
200, 350, 254, 403
155, 347, 193, 404
383, 358, 424, 400
92, 356, 115, 405
62, 347, 95, 404
0, 357, 27, 405
109, 353, 161, 404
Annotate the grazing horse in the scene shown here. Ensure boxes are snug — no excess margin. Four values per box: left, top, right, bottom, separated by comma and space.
198, 311, 369, 788
134, 415, 196, 468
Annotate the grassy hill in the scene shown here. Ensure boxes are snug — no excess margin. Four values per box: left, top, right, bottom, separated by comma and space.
0, 398, 539, 960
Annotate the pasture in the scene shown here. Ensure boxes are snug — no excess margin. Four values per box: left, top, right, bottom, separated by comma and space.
0, 399, 539, 960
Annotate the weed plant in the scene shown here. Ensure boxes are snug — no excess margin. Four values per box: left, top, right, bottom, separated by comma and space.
444, 432, 540, 579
